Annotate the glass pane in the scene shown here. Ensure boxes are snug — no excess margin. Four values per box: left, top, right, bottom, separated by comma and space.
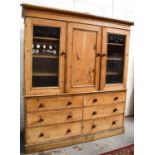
32, 26, 60, 87
106, 33, 126, 84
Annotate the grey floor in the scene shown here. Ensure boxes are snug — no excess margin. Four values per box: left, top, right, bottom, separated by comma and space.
21, 116, 134, 155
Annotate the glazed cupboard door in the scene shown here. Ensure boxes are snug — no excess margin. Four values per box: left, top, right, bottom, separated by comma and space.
100, 28, 130, 90
24, 18, 66, 95
66, 23, 101, 93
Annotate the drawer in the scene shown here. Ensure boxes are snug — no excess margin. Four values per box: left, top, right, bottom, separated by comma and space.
82, 115, 124, 134
84, 92, 126, 106
27, 108, 82, 127
83, 102, 125, 120
26, 96, 83, 112
26, 122, 81, 145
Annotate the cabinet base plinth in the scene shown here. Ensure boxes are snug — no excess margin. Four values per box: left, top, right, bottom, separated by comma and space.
25, 127, 124, 154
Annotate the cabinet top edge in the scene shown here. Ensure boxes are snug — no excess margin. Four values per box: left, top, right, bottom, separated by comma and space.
21, 3, 134, 26
24, 89, 127, 98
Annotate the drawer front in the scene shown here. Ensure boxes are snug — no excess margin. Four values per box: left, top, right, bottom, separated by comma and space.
82, 115, 124, 134
27, 108, 82, 127
26, 96, 83, 112
26, 122, 81, 145
84, 92, 126, 106
83, 103, 125, 120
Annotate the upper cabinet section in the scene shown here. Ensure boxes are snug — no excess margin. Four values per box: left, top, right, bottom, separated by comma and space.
22, 4, 133, 96
66, 23, 101, 93
24, 18, 66, 95
100, 28, 130, 90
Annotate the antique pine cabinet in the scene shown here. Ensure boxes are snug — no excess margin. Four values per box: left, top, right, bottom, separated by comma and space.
22, 4, 133, 153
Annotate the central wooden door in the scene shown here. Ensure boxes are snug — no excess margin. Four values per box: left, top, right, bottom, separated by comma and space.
66, 23, 101, 93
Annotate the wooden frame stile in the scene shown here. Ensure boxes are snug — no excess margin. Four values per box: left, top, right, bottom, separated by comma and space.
100, 27, 130, 91
66, 23, 101, 93
24, 18, 66, 96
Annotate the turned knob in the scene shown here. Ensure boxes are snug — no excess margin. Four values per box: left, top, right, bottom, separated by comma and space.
60, 51, 66, 56
38, 103, 44, 108
93, 98, 98, 103
92, 111, 97, 116
38, 117, 44, 122
39, 133, 44, 137
102, 53, 107, 57
112, 121, 116, 125
91, 124, 96, 129
67, 101, 72, 106
114, 97, 118, 101
113, 108, 118, 112
67, 114, 72, 119
96, 53, 101, 57
66, 129, 71, 134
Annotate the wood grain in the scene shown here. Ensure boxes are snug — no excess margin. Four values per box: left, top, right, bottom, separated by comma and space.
27, 108, 82, 127
26, 122, 82, 145
26, 96, 83, 112
25, 127, 124, 153
84, 91, 126, 106
83, 103, 125, 120
66, 23, 101, 93
82, 115, 124, 134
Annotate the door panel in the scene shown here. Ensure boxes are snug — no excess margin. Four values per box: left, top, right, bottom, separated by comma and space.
66, 23, 101, 93
100, 28, 130, 90
24, 18, 66, 95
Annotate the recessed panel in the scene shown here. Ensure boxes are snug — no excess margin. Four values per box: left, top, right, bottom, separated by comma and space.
71, 29, 97, 86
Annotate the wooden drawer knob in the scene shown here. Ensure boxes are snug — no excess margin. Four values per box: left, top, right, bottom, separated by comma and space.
93, 98, 98, 103
66, 129, 71, 134
60, 51, 66, 56
67, 114, 72, 119
38, 117, 44, 123
102, 53, 107, 57
114, 97, 118, 101
96, 53, 101, 57
91, 124, 96, 129
39, 133, 44, 137
112, 121, 116, 125
92, 111, 97, 116
67, 101, 72, 106
113, 108, 118, 112
38, 103, 44, 108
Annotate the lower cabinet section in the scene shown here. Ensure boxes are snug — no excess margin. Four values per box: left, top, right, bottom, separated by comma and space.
25, 127, 125, 153
26, 122, 82, 145
24, 90, 126, 153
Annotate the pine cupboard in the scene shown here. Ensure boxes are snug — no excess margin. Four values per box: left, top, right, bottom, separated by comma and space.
22, 4, 133, 153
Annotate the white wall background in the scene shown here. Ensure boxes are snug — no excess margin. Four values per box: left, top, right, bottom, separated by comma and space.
20, 0, 134, 130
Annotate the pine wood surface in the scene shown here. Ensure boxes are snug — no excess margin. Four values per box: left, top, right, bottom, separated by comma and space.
25, 127, 124, 153
27, 108, 82, 127
26, 96, 83, 112
22, 3, 132, 153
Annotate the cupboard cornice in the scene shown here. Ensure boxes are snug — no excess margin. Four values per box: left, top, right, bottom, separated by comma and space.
21, 3, 134, 30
